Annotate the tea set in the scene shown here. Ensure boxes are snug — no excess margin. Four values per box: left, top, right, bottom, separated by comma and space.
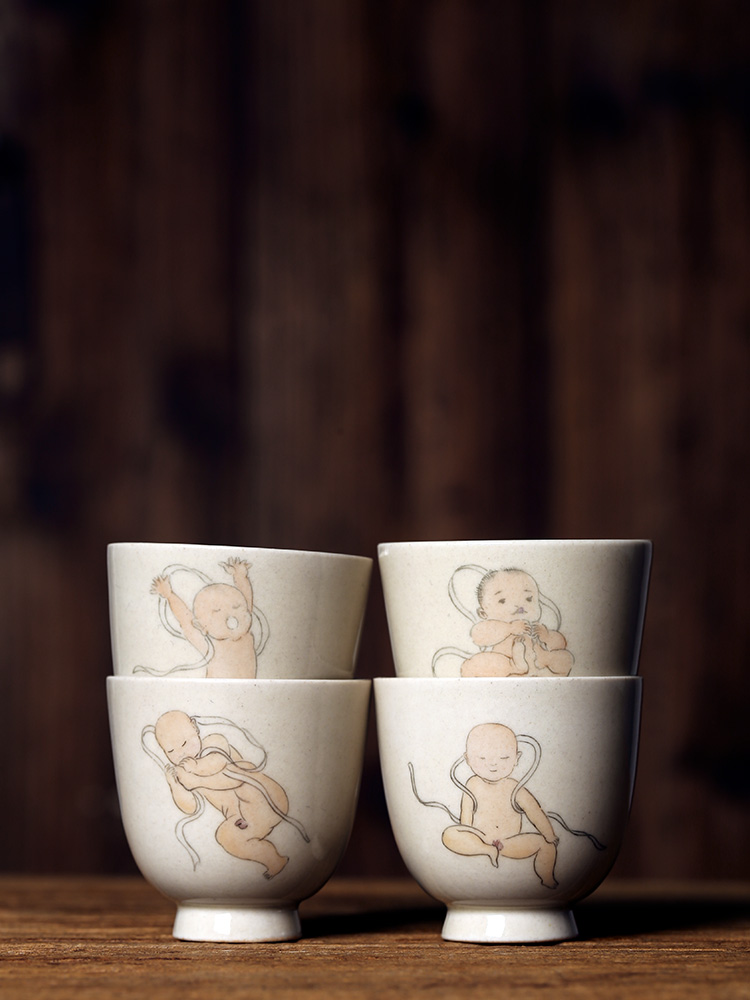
107, 539, 651, 944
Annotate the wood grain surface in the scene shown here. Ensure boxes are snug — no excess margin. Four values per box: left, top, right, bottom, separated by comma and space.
1, 877, 749, 999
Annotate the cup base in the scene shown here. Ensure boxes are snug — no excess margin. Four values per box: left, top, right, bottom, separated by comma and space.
441, 905, 578, 944
172, 904, 302, 943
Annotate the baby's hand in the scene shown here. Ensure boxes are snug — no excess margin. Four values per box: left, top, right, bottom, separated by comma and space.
178, 757, 200, 774
546, 835, 560, 846
221, 557, 251, 579
151, 575, 172, 598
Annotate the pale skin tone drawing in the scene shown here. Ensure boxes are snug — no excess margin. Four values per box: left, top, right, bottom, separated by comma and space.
150, 558, 257, 678
461, 569, 574, 677
442, 723, 559, 888
154, 710, 289, 877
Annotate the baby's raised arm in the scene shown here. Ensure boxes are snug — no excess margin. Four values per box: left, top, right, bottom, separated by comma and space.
151, 575, 209, 655
221, 558, 254, 614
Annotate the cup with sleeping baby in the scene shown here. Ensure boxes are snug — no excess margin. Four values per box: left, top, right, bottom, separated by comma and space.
374, 539, 651, 943
107, 542, 373, 942
108, 676, 371, 941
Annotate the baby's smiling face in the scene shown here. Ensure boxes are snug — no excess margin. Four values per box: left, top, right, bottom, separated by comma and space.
193, 583, 253, 640
466, 724, 520, 782
477, 570, 541, 623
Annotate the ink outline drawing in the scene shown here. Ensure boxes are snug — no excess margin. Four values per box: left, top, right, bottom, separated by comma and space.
142, 711, 310, 875
409, 722, 604, 889
135, 557, 270, 677
432, 564, 575, 677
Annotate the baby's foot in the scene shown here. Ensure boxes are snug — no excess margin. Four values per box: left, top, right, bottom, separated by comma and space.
264, 855, 289, 879
521, 637, 538, 674
511, 640, 530, 675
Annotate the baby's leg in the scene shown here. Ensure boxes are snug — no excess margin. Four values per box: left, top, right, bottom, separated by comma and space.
535, 647, 574, 676
500, 833, 558, 888
215, 819, 289, 876
442, 826, 499, 866
461, 652, 515, 677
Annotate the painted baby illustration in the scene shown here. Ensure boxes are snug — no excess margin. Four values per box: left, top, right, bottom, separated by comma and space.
441, 723, 559, 887
409, 722, 603, 889
460, 568, 574, 677
148, 558, 263, 678
145, 711, 309, 875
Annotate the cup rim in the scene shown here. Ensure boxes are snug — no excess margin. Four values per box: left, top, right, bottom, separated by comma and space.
107, 676, 372, 688
378, 539, 651, 555
373, 675, 641, 687
107, 541, 372, 565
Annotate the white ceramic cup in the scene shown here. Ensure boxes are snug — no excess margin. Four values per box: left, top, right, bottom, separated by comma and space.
374, 676, 641, 943
108, 542, 372, 679
378, 539, 651, 678
108, 677, 371, 941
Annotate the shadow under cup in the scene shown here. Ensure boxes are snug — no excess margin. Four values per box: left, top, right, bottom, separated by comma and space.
107, 677, 371, 942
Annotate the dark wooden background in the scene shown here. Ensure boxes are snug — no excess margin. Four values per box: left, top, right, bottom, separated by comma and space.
0, 0, 748, 882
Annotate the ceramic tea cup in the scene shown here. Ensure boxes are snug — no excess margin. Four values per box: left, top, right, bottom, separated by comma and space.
377, 539, 651, 678
108, 676, 371, 941
374, 676, 641, 943
108, 542, 372, 679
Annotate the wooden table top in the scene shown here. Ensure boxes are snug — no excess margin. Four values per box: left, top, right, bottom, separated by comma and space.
0, 875, 748, 998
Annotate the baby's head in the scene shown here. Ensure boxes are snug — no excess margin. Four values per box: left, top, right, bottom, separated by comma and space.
465, 723, 520, 781
155, 711, 202, 765
476, 568, 541, 623
192, 583, 253, 640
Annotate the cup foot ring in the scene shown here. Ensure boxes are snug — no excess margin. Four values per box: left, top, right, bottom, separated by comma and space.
173, 904, 301, 942
442, 905, 578, 944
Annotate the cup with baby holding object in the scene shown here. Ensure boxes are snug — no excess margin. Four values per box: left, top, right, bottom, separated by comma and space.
377, 539, 651, 678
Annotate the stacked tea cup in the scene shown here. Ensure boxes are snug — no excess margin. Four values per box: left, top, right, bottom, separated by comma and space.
106, 542, 372, 942
374, 539, 651, 944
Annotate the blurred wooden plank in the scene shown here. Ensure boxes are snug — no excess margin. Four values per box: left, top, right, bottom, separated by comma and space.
1, 0, 241, 872
246, 0, 394, 554
545, 0, 750, 880
375, 0, 549, 540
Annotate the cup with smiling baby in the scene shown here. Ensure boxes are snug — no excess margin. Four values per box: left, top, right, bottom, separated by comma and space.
374, 539, 651, 943
106, 542, 373, 942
